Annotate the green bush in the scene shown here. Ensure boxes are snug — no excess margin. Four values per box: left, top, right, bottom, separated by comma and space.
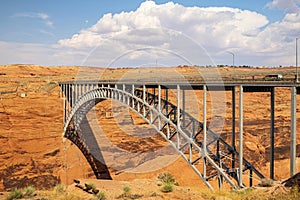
54, 184, 65, 193
161, 183, 173, 193
87, 182, 96, 190
96, 191, 106, 200
123, 186, 131, 194
158, 173, 177, 185
6, 188, 23, 200
23, 185, 35, 197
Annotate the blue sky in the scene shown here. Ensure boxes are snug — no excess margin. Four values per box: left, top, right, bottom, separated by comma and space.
0, 0, 283, 44
0, 0, 300, 67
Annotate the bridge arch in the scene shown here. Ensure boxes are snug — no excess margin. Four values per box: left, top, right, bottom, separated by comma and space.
62, 85, 264, 189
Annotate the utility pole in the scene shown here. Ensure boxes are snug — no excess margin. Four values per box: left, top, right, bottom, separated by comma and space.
227, 51, 235, 67
296, 37, 299, 83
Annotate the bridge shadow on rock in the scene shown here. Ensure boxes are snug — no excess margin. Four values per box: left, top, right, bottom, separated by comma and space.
65, 116, 112, 180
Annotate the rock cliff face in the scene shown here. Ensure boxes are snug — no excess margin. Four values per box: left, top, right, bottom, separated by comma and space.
0, 65, 299, 191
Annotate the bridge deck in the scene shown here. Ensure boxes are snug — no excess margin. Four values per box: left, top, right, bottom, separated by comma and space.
58, 79, 300, 87
58, 79, 299, 189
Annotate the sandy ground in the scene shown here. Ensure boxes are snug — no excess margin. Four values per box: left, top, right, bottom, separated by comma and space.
0, 64, 300, 196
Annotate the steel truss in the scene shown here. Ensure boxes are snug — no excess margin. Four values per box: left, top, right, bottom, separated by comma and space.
62, 84, 265, 190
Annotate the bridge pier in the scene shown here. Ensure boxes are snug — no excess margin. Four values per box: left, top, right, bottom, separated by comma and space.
290, 86, 297, 177
177, 84, 181, 149
232, 86, 236, 170
158, 85, 161, 130
239, 85, 243, 188
270, 87, 275, 180
203, 85, 207, 179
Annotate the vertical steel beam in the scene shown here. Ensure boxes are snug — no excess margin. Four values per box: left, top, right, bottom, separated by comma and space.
132, 84, 135, 108
158, 85, 161, 111
239, 85, 243, 188
158, 85, 161, 130
182, 89, 186, 127
153, 87, 156, 108
203, 85, 207, 179
62, 85, 66, 124
78, 84, 80, 99
165, 88, 169, 115
290, 86, 297, 177
270, 87, 275, 179
72, 84, 74, 108
177, 85, 181, 149
123, 84, 126, 103
143, 85, 146, 116
203, 85, 207, 155
68, 84, 71, 111
232, 86, 236, 169
75, 84, 78, 103
81, 84, 84, 96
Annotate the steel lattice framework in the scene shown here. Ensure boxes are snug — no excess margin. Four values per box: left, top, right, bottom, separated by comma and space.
60, 83, 267, 190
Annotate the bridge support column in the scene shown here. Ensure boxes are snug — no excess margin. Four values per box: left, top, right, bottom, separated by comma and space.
75, 84, 78, 103
270, 87, 275, 180
122, 84, 126, 103
143, 85, 146, 116
61, 84, 66, 124
203, 85, 207, 179
68, 84, 71, 113
232, 86, 236, 169
132, 84, 135, 108
239, 85, 243, 188
182, 89, 185, 127
158, 85, 161, 130
177, 85, 181, 149
290, 86, 297, 177
165, 88, 169, 115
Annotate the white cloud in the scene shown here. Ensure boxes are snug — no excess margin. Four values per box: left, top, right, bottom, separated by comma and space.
45, 20, 53, 27
266, 0, 300, 13
13, 12, 54, 27
3, 1, 300, 67
58, 1, 273, 66
37, 13, 49, 20
0, 41, 89, 66
59, 2, 269, 51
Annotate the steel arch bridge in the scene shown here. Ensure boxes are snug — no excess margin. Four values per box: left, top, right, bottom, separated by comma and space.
57, 81, 277, 190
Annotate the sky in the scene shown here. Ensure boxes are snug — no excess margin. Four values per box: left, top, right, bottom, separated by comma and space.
0, 0, 300, 67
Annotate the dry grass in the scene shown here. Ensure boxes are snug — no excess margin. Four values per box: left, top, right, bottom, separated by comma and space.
198, 187, 300, 200
3, 183, 299, 200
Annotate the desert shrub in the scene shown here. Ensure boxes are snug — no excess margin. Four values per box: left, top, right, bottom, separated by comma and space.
290, 186, 300, 198
117, 186, 143, 199
161, 183, 173, 193
158, 173, 177, 185
23, 185, 35, 197
96, 191, 106, 200
123, 186, 131, 194
87, 182, 96, 190
6, 188, 23, 200
271, 186, 300, 200
54, 184, 65, 193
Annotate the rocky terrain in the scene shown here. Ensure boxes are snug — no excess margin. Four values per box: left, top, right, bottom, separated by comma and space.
0, 64, 299, 198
